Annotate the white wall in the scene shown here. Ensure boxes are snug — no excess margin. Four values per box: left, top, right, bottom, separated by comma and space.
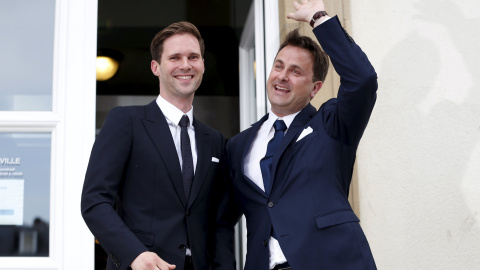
350, 0, 480, 269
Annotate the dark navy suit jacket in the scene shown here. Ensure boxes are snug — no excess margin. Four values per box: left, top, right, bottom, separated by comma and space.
81, 100, 227, 270
215, 16, 378, 270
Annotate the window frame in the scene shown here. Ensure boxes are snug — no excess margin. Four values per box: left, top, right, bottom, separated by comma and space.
0, 0, 97, 269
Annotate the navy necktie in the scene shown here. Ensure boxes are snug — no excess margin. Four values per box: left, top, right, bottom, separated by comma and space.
260, 119, 287, 195
179, 115, 194, 199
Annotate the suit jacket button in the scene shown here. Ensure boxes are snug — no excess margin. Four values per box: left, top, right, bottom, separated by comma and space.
179, 244, 186, 250
186, 210, 191, 217
263, 240, 268, 246
268, 202, 274, 207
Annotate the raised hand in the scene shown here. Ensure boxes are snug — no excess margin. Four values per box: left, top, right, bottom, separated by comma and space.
287, 0, 325, 22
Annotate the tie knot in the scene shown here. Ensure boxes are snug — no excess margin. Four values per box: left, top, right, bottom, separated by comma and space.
179, 115, 190, 127
273, 119, 287, 132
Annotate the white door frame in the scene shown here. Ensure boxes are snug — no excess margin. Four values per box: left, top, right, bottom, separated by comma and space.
237, 0, 279, 268
239, 0, 280, 130
0, 0, 97, 269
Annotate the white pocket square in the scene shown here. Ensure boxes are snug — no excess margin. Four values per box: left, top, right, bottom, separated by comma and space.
211, 157, 219, 163
296, 126, 313, 142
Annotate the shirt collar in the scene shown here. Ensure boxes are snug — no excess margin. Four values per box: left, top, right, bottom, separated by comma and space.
156, 94, 194, 127
266, 110, 301, 130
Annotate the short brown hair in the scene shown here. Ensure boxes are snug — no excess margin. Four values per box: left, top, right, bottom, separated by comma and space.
150, 21, 205, 62
277, 29, 329, 82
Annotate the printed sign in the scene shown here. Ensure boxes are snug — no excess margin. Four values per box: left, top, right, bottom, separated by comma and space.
0, 179, 24, 225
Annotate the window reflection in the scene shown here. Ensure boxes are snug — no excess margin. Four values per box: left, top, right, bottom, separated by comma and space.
0, 0, 55, 111
0, 133, 51, 256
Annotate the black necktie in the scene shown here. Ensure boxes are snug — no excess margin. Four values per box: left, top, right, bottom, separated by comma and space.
179, 115, 194, 199
260, 119, 287, 195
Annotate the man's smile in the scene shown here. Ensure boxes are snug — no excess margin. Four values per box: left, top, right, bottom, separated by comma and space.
274, 84, 291, 94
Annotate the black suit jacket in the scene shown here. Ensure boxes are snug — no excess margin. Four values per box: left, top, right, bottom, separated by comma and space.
81, 100, 227, 270
215, 17, 377, 270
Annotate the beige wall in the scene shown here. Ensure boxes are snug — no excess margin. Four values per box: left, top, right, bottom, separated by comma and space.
277, 0, 480, 269
352, 0, 480, 268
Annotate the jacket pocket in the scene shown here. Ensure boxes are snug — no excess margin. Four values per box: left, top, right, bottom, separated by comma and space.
315, 210, 359, 229
133, 231, 155, 247
294, 130, 319, 145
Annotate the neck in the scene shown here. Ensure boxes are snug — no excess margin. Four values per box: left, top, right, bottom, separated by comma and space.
271, 103, 309, 118
160, 92, 194, 113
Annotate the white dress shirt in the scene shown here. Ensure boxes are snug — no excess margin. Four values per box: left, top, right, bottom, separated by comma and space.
244, 110, 300, 269
156, 94, 197, 174
156, 94, 196, 256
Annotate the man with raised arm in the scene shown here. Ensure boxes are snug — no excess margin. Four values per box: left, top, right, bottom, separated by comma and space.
215, 0, 377, 269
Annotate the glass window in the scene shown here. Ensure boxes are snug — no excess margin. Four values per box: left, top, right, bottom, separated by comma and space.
0, 0, 56, 111
0, 132, 51, 256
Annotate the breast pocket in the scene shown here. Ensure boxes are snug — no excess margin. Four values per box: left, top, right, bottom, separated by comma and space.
294, 130, 319, 145
315, 209, 359, 229
286, 131, 320, 157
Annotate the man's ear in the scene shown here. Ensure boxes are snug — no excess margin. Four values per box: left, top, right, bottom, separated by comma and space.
310, 81, 323, 99
151, 60, 160, 76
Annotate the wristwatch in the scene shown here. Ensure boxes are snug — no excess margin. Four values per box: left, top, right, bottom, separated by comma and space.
310, 11, 328, 27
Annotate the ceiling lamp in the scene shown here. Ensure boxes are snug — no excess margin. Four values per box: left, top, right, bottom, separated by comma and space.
96, 56, 119, 81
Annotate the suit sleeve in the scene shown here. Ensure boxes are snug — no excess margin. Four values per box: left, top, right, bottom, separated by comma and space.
314, 16, 378, 146
81, 106, 147, 269
212, 139, 244, 270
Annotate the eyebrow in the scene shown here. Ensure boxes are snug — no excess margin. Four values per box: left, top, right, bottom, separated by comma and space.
166, 51, 201, 58
275, 59, 304, 72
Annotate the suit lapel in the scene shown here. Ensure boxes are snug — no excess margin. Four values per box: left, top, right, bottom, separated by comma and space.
241, 114, 269, 197
141, 101, 187, 207
270, 104, 317, 191
187, 118, 210, 207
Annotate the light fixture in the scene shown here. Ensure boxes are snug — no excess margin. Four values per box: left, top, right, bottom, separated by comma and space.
96, 56, 119, 81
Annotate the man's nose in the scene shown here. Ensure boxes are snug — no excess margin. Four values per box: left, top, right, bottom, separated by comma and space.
179, 57, 191, 69
278, 69, 289, 81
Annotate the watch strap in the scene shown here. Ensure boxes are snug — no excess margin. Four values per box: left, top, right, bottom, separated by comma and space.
309, 11, 328, 27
